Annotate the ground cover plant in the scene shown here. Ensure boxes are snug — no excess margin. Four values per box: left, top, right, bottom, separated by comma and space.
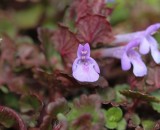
0, 0, 160, 130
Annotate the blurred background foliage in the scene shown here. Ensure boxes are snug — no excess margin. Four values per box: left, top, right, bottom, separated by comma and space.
0, 0, 160, 38
0, 0, 160, 130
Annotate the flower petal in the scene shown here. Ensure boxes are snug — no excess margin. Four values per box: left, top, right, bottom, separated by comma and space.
89, 57, 100, 73
121, 53, 131, 71
147, 36, 160, 63
84, 43, 90, 57
77, 44, 83, 58
139, 37, 150, 54
72, 58, 80, 72
145, 23, 160, 35
129, 51, 147, 77
150, 45, 160, 64
72, 62, 99, 82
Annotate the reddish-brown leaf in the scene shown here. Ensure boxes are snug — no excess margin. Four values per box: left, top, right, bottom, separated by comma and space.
58, 72, 108, 88
52, 25, 79, 67
0, 34, 16, 64
70, 0, 112, 21
0, 106, 27, 130
17, 43, 46, 67
76, 14, 114, 47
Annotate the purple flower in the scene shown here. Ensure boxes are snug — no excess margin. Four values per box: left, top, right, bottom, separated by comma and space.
114, 23, 160, 64
72, 43, 100, 82
121, 39, 147, 77
139, 23, 160, 64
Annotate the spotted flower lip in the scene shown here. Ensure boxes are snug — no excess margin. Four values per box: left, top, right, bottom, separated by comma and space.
72, 43, 100, 82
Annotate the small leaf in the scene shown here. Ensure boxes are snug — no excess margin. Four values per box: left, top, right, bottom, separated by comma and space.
105, 121, 117, 129
47, 98, 69, 117
105, 107, 123, 122
52, 24, 79, 66
142, 120, 155, 130
0, 106, 27, 129
19, 94, 43, 113
120, 90, 160, 103
115, 84, 129, 102
117, 118, 127, 130
76, 14, 114, 47
38, 27, 56, 60
130, 114, 141, 126
150, 90, 160, 113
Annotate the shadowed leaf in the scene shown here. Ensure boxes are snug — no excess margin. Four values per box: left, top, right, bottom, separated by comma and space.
59, 72, 108, 88
146, 64, 160, 89
40, 98, 69, 130
76, 14, 114, 47
70, 0, 112, 21
47, 98, 69, 117
0, 106, 27, 130
120, 90, 160, 103
19, 94, 43, 113
52, 25, 79, 67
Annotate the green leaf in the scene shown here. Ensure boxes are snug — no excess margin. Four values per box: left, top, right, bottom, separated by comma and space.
114, 84, 129, 102
4, 93, 19, 110
117, 118, 127, 130
106, 107, 123, 122
150, 90, 160, 113
14, 5, 43, 29
0, 18, 17, 37
57, 113, 67, 121
130, 114, 141, 126
19, 94, 42, 113
142, 120, 155, 130
0, 86, 9, 94
105, 121, 118, 129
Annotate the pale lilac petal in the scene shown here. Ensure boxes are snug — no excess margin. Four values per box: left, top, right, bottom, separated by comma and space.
89, 57, 100, 73
150, 45, 160, 64
139, 37, 150, 54
147, 36, 159, 49
125, 38, 140, 51
84, 43, 90, 57
129, 51, 147, 77
77, 44, 83, 58
72, 58, 80, 72
72, 43, 100, 82
147, 36, 160, 63
121, 53, 131, 71
72, 63, 99, 82
145, 23, 160, 35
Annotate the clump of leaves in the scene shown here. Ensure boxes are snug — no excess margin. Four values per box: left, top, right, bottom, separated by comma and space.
57, 94, 106, 130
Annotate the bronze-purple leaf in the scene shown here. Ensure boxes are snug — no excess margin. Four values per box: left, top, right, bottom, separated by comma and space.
70, 0, 113, 21
76, 14, 114, 47
59, 72, 108, 88
47, 98, 69, 117
0, 106, 27, 130
52, 25, 79, 67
